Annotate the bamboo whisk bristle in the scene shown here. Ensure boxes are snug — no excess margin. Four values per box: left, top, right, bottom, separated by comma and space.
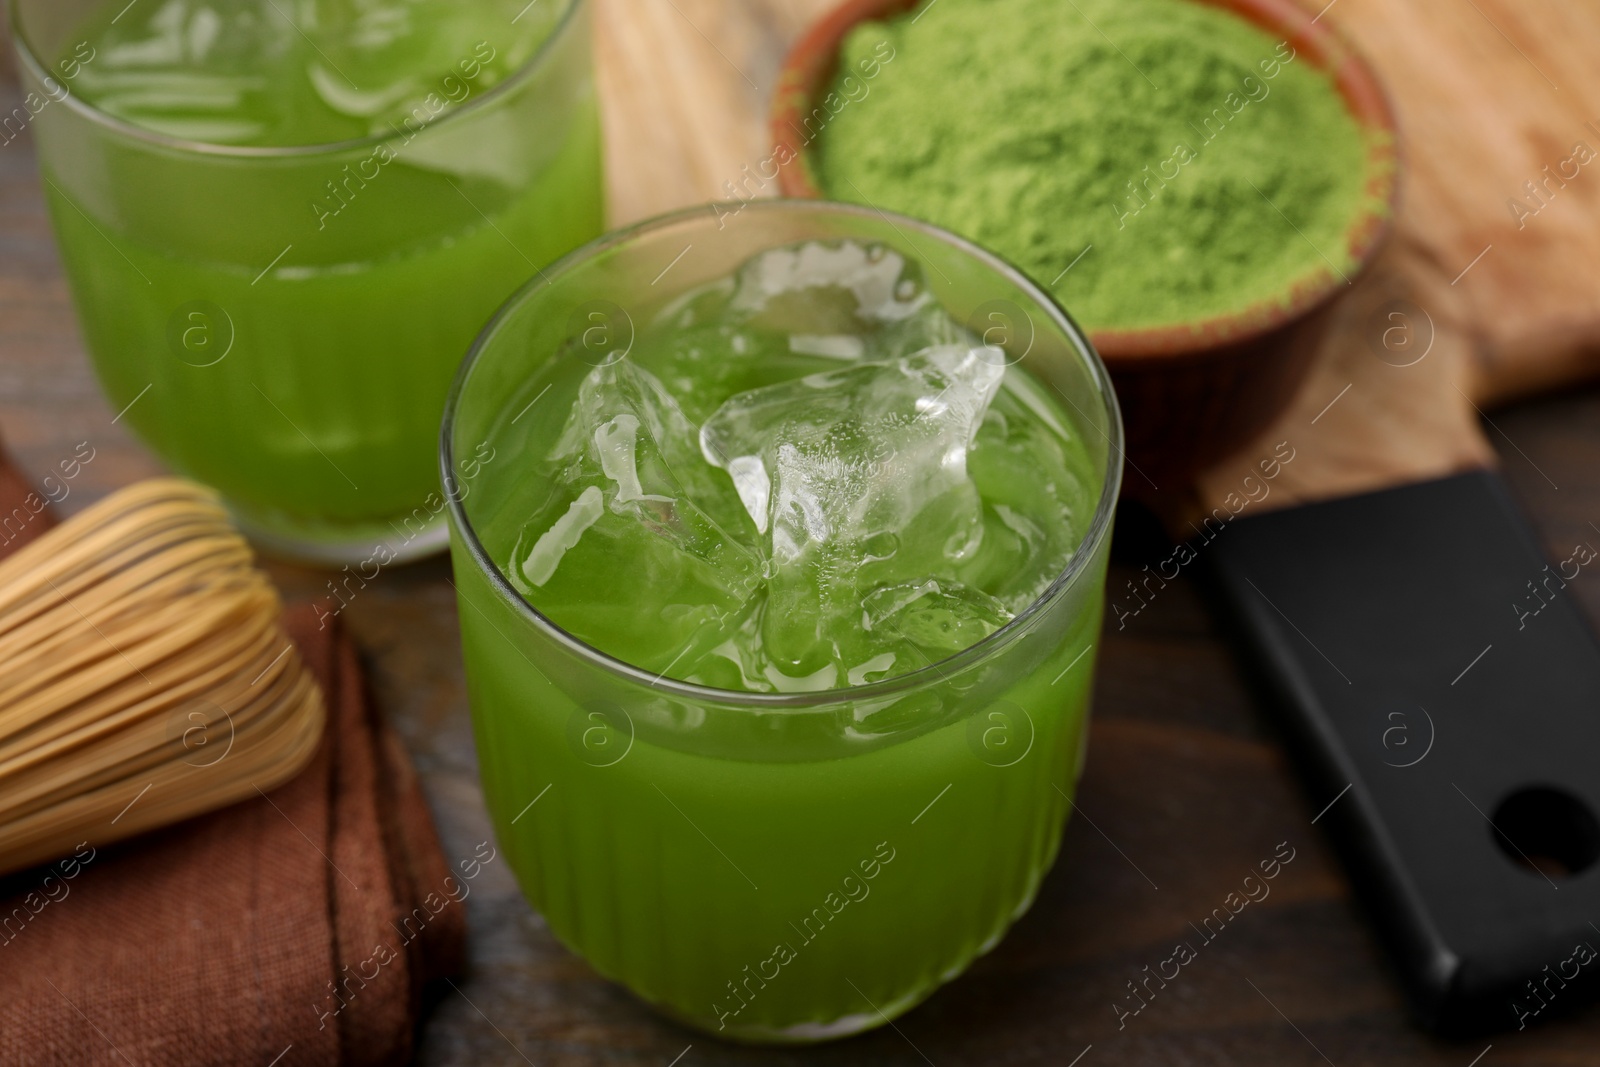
0, 479, 324, 877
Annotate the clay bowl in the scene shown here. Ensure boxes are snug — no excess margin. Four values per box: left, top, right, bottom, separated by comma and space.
771, 0, 1400, 490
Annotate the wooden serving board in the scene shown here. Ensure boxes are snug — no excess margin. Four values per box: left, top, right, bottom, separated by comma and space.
593, 0, 1600, 515
1189, 0, 1600, 516
593, 0, 1600, 1037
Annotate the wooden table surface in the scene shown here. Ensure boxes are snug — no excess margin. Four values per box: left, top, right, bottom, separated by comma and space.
5, 1, 1600, 1065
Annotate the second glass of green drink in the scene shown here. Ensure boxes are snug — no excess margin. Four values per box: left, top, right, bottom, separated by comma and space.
9, 0, 602, 561
444, 200, 1124, 1041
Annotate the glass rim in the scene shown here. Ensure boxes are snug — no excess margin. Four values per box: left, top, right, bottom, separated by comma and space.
441, 198, 1126, 710
5, 0, 584, 159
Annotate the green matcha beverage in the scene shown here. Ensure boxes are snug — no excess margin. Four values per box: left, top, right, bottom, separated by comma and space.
10, 0, 601, 560
445, 202, 1122, 1040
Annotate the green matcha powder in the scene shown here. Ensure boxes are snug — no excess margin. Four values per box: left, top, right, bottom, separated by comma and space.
815, 0, 1380, 332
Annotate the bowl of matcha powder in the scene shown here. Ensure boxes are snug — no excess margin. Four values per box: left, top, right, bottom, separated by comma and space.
771, 0, 1399, 482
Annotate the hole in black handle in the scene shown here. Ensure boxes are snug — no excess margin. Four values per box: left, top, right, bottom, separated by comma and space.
1491, 786, 1600, 880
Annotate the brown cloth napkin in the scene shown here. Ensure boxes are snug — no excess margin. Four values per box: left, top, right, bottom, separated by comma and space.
0, 457, 464, 1066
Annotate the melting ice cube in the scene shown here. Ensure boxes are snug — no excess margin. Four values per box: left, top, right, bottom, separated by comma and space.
555, 359, 744, 523
724, 239, 974, 360
729, 240, 933, 326
699, 343, 1005, 675
700, 344, 1005, 558
510, 361, 762, 673
519, 485, 603, 588
861, 578, 1014, 658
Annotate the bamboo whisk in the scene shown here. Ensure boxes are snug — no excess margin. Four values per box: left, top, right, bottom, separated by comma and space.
0, 479, 324, 877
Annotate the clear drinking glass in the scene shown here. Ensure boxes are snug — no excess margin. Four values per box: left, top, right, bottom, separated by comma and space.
443, 200, 1123, 1041
8, 0, 602, 562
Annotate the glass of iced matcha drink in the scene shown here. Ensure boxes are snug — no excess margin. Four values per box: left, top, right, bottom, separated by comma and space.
9, 0, 601, 561
443, 200, 1122, 1041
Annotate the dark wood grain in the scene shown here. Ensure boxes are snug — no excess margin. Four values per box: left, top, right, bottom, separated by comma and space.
6, 13, 1600, 1067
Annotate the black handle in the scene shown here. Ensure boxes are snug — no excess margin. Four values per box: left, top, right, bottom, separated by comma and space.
1201, 470, 1600, 1034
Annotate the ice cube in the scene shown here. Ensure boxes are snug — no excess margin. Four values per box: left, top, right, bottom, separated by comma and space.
847, 652, 898, 687
788, 334, 864, 360
518, 484, 604, 588
700, 344, 1005, 554
555, 359, 749, 536
729, 241, 931, 328
508, 361, 763, 673
307, 65, 420, 118
861, 579, 1014, 658
648, 241, 972, 422
699, 343, 1006, 676
679, 610, 773, 692
187, 6, 222, 59
649, 322, 844, 427
963, 380, 1094, 608
725, 239, 968, 360
98, 0, 187, 67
